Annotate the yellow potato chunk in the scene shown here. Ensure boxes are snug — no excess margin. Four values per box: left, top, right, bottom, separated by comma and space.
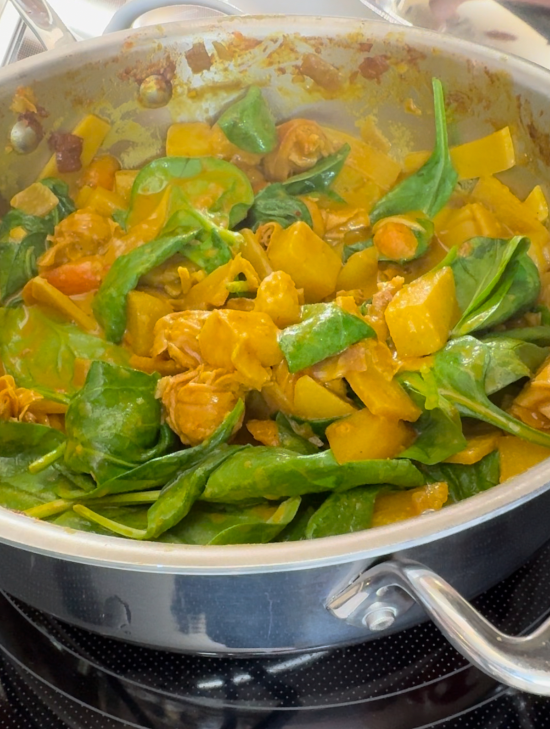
385, 266, 457, 358
347, 370, 421, 422
126, 291, 172, 357
445, 432, 501, 465
10, 182, 58, 217
293, 375, 356, 420
524, 185, 549, 223
254, 271, 301, 328
166, 122, 213, 157
267, 221, 341, 303
371, 482, 448, 527
40, 114, 110, 179
326, 407, 415, 464
336, 247, 378, 295
498, 435, 550, 483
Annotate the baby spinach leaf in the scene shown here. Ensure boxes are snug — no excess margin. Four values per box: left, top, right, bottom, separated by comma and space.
305, 485, 383, 539
93, 233, 195, 343
398, 373, 467, 465
446, 236, 540, 336
202, 447, 424, 503
0, 232, 48, 303
283, 144, 351, 196
275, 413, 318, 455
217, 86, 278, 154
86, 399, 245, 498
0, 306, 129, 398
180, 229, 232, 274
370, 79, 457, 224
482, 337, 548, 395
432, 336, 550, 448
423, 450, 500, 503
484, 326, 550, 347
160, 496, 301, 545
128, 156, 254, 229
40, 178, 76, 221
63, 362, 173, 484
342, 239, 373, 264
247, 183, 313, 230
279, 303, 375, 373
377, 218, 434, 264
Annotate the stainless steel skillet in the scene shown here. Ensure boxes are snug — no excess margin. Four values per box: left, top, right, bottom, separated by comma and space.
2, 2, 550, 695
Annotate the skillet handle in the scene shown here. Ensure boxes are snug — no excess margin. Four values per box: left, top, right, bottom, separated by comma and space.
10, 0, 75, 51
327, 559, 550, 696
104, 0, 244, 34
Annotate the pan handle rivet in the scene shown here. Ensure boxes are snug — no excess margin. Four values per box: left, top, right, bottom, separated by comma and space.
138, 75, 173, 108
363, 604, 397, 632
10, 119, 41, 154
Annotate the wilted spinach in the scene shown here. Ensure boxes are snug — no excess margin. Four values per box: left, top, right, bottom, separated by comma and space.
282, 144, 351, 196
217, 86, 278, 154
305, 486, 383, 539
247, 183, 313, 230
423, 450, 500, 503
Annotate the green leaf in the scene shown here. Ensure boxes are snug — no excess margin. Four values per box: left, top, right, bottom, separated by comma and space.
449, 236, 540, 336
423, 450, 500, 503
202, 448, 424, 503
0, 233, 48, 303
128, 156, 254, 229
0, 306, 129, 398
399, 373, 467, 465
85, 399, 245, 498
483, 326, 550, 347
482, 337, 548, 395
93, 233, 194, 343
160, 496, 301, 545
377, 218, 434, 264
40, 178, 76, 221
275, 496, 325, 541
247, 184, 313, 230
433, 336, 550, 448
275, 413, 319, 455
217, 86, 277, 154
63, 362, 173, 484
180, 229, 232, 274
370, 78, 457, 224
279, 303, 375, 373
305, 485, 383, 539
342, 239, 373, 264
283, 144, 351, 196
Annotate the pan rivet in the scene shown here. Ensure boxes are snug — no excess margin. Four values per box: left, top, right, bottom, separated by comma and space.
10, 120, 41, 154
138, 75, 173, 108
363, 605, 397, 632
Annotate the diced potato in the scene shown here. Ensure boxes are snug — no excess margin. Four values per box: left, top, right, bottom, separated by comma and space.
436, 203, 503, 249
166, 122, 213, 157
524, 185, 549, 223
115, 170, 139, 203
371, 482, 448, 527
445, 432, 501, 465
385, 267, 457, 358
293, 375, 356, 420
80, 155, 120, 191
126, 291, 172, 357
10, 182, 58, 217
254, 271, 301, 328
40, 114, 111, 179
336, 247, 378, 295
246, 420, 280, 447
24, 277, 97, 332
499, 435, 550, 483
267, 221, 341, 303
326, 407, 415, 463
347, 370, 421, 422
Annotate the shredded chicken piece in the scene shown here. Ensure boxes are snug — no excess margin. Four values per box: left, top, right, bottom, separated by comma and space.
0, 375, 66, 427
152, 311, 210, 370
511, 359, 550, 430
39, 210, 117, 271
364, 276, 405, 341
263, 119, 333, 182
157, 366, 245, 446
254, 271, 301, 328
322, 206, 370, 244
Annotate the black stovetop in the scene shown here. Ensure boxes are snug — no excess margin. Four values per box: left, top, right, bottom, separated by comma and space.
2, 540, 550, 728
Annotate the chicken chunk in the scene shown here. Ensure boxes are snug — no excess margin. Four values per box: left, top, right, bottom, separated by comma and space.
263, 119, 333, 182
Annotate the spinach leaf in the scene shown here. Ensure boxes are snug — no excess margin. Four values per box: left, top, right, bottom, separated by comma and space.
423, 450, 500, 503
217, 86, 278, 154
180, 229, 232, 274
283, 144, 351, 196
93, 233, 195, 343
342, 239, 373, 264
275, 496, 325, 541
63, 362, 174, 484
483, 326, 550, 347
448, 236, 540, 336
160, 496, 301, 545
399, 373, 467, 465
275, 413, 319, 455
305, 485, 383, 539
370, 78, 457, 224
279, 303, 375, 373
482, 337, 548, 395
376, 217, 434, 264
431, 336, 550, 448
0, 232, 48, 303
128, 156, 254, 229
40, 178, 76, 220
247, 184, 313, 230
202, 447, 424, 503
85, 399, 245, 498
0, 306, 129, 398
